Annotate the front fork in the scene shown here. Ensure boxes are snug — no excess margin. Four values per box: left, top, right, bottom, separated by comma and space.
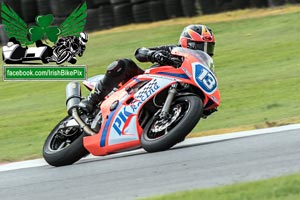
159, 83, 178, 119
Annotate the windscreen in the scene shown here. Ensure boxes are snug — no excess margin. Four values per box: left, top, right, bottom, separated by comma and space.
171, 47, 215, 72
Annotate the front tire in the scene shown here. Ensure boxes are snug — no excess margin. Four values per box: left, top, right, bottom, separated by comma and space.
141, 95, 203, 152
43, 116, 89, 167
56, 51, 72, 64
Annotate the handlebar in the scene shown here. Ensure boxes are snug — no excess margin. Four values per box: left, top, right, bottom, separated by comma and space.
167, 56, 182, 68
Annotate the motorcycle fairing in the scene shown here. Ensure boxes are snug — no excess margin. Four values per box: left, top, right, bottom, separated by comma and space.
83, 75, 176, 156
145, 63, 220, 110
174, 47, 220, 108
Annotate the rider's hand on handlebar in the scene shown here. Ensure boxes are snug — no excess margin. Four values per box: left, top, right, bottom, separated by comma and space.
150, 50, 170, 64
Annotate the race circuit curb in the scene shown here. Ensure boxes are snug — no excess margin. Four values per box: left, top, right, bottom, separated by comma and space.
1, 123, 300, 172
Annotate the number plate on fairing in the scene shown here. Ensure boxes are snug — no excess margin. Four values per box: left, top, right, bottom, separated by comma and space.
192, 62, 217, 94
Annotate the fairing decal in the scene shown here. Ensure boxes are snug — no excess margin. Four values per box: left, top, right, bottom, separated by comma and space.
100, 108, 118, 147
156, 72, 190, 80
99, 77, 174, 148
192, 62, 217, 94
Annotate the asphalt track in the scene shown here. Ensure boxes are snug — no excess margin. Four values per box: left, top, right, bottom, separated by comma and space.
1, 125, 300, 200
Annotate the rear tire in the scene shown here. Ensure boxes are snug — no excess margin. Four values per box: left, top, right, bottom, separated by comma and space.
43, 116, 89, 167
141, 95, 203, 152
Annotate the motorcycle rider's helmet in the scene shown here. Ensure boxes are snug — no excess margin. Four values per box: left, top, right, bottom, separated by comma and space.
79, 32, 88, 45
179, 24, 215, 56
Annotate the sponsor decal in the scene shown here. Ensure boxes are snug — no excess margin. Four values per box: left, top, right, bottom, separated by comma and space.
130, 79, 160, 112
112, 107, 133, 136
181, 67, 192, 78
110, 79, 161, 135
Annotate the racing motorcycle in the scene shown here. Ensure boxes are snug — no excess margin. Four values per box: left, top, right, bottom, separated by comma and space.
43, 47, 221, 166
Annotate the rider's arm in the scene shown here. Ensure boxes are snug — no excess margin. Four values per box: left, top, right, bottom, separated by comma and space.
149, 45, 176, 52
134, 45, 177, 63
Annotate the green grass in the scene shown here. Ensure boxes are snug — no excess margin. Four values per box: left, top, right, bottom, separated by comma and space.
195, 9, 300, 132
141, 174, 300, 200
0, 6, 300, 162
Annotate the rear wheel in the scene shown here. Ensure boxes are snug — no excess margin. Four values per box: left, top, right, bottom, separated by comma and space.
43, 116, 89, 166
141, 95, 203, 152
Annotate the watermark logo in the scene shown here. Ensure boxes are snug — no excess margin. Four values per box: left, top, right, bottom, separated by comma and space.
3, 66, 86, 81
1, 2, 88, 81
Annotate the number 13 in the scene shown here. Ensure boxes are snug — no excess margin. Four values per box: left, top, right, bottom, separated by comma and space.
197, 68, 216, 90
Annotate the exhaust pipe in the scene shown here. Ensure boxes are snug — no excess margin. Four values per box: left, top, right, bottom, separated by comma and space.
65, 81, 96, 136
71, 108, 96, 136
66, 82, 81, 115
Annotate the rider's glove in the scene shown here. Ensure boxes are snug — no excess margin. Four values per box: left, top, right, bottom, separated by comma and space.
150, 50, 170, 64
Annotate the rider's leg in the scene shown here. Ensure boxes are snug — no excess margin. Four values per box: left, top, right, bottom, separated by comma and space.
79, 58, 144, 113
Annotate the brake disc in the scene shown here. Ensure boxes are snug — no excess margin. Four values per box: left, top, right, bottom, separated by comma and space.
151, 104, 182, 133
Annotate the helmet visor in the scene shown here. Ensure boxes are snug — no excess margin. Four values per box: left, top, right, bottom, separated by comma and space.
187, 41, 215, 56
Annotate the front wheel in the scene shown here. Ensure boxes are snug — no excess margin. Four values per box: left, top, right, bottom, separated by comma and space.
141, 95, 203, 152
43, 116, 89, 166
56, 50, 72, 64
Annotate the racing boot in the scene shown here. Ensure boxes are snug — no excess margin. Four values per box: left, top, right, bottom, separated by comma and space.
78, 61, 122, 114
78, 80, 109, 114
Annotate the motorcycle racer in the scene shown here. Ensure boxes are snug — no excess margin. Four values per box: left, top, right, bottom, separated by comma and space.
51, 32, 88, 64
79, 24, 216, 114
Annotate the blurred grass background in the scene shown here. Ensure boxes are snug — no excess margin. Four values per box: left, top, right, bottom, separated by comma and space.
0, 5, 299, 162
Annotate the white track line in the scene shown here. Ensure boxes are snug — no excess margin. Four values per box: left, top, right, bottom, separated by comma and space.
1, 123, 300, 172
176, 123, 300, 147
